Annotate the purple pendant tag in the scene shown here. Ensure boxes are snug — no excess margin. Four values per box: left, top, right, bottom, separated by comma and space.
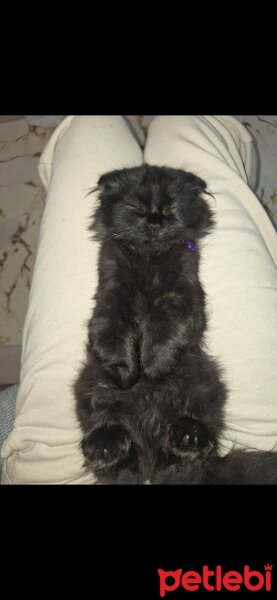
184, 239, 197, 252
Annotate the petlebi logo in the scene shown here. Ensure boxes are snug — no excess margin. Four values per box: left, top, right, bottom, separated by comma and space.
157, 564, 273, 595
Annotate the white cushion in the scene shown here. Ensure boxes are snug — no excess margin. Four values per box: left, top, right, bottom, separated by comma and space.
1, 116, 143, 483
145, 116, 277, 455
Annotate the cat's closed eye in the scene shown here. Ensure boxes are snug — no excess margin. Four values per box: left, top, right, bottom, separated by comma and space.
127, 202, 146, 216
162, 206, 173, 216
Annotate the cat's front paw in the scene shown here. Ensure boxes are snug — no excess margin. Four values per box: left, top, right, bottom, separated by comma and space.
140, 342, 159, 379
89, 319, 139, 388
106, 361, 139, 389
141, 337, 174, 380
169, 417, 209, 454
140, 315, 179, 380
81, 424, 131, 471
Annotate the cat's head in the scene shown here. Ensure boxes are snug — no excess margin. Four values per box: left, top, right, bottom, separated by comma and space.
91, 165, 214, 254
81, 395, 214, 484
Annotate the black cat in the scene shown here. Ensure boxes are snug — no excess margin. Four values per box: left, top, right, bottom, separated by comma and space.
86, 165, 213, 388
74, 165, 277, 484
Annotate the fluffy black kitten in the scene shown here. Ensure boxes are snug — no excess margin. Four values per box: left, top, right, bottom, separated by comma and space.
87, 165, 213, 388
75, 165, 277, 484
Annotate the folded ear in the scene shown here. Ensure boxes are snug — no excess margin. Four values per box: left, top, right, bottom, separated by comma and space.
86, 171, 122, 197
177, 171, 215, 237
98, 168, 132, 194
187, 193, 215, 238
89, 169, 133, 238
177, 171, 208, 195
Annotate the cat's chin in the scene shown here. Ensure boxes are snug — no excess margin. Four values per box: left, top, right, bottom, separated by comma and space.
129, 237, 181, 257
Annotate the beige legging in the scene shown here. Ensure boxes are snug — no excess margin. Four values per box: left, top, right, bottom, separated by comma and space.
2, 116, 277, 484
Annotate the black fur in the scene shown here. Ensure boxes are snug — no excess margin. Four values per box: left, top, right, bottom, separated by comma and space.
74, 165, 277, 484
87, 165, 213, 387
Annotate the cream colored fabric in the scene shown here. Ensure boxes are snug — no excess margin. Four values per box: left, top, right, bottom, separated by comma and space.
1, 115, 277, 484
145, 116, 277, 455
1, 116, 143, 484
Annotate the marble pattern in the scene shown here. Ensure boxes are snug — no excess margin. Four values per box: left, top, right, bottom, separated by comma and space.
0, 119, 53, 347
0, 115, 276, 382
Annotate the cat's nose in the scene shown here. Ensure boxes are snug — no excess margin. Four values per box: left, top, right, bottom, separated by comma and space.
148, 213, 162, 228
148, 223, 160, 239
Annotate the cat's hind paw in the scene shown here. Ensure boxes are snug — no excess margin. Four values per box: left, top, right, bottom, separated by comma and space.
81, 424, 131, 471
169, 417, 209, 454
